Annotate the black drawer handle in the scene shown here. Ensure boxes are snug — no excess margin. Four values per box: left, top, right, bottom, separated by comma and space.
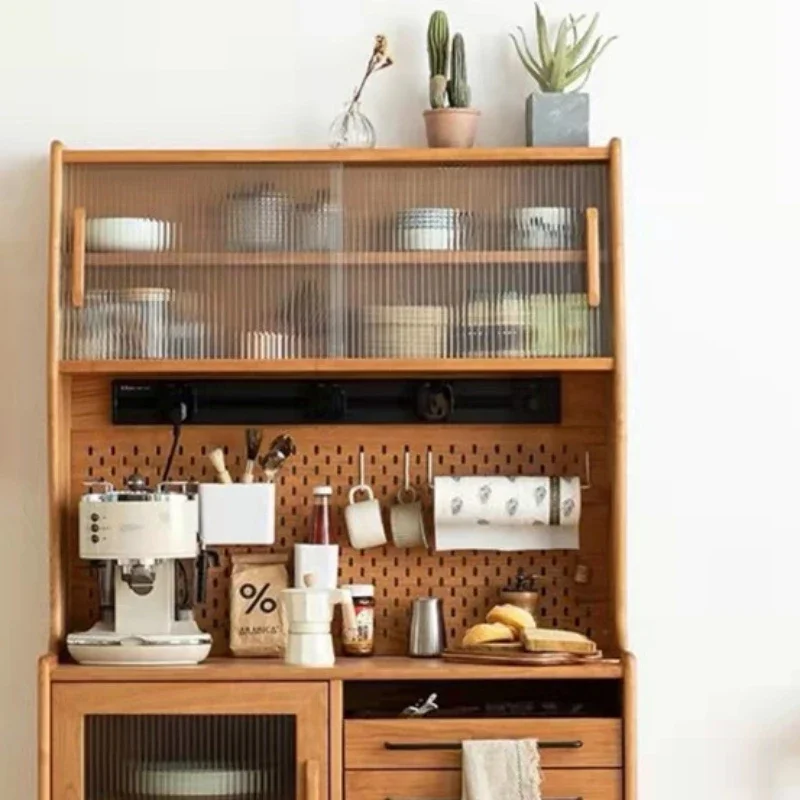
384, 796, 583, 800
384, 739, 583, 751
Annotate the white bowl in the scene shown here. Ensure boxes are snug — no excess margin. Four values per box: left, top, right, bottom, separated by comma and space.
399, 227, 457, 251
86, 217, 173, 252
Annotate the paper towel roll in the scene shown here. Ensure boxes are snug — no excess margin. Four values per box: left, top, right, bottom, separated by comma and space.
434, 475, 581, 552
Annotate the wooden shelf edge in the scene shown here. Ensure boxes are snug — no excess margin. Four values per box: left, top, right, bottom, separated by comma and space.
59, 357, 615, 376
50, 656, 623, 682
82, 250, 589, 267
61, 145, 611, 166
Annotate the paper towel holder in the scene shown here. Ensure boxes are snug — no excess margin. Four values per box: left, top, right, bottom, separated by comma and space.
425, 447, 591, 489
581, 451, 592, 490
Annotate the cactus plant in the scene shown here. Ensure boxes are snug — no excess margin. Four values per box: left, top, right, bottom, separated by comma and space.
427, 11, 450, 78
427, 10, 450, 108
447, 33, 471, 108
423, 11, 479, 147
510, 4, 616, 92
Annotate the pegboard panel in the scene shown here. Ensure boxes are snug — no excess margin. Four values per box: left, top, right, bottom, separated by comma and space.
65, 375, 616, 656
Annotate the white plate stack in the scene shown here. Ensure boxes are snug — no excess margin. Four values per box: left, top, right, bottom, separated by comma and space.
85, 217, 174, 252
362, 305, 449, 358
241, 330, 303, 359
395, 207, 460, 251
505, 206, 580, 249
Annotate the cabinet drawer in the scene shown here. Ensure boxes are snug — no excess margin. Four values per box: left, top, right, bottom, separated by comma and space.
345, 719, 621, 769
345, 769, 621, 800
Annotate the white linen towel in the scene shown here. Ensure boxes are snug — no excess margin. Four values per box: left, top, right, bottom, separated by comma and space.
461, 739, 541, 800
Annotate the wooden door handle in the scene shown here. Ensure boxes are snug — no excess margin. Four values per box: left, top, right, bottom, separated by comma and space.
71, 207, 86, 308
304, 759, 320, 800
585, 206, 600, 308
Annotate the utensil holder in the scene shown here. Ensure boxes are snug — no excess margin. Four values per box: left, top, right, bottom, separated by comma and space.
199, 483, 275, 546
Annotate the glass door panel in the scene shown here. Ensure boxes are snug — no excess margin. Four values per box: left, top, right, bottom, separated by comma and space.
58, 157, 611, 361
85, 714, 296, 799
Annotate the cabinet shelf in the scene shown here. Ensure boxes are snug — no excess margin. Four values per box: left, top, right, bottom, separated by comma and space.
82, 250, 588, 268
58, 357, 614, 376
50, 655, 624, 682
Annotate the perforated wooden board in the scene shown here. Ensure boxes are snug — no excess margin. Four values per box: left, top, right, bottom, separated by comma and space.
66, 374, 615, 656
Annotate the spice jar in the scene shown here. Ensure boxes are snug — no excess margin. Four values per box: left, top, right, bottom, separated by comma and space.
341, 584, 375, 656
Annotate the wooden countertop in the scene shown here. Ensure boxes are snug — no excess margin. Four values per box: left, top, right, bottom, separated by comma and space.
50, 656, 623, 682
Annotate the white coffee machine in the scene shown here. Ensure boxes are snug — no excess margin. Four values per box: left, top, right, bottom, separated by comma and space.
66, 474, 213, 666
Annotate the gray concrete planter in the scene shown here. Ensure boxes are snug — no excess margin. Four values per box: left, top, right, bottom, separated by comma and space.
526, 92, 589, 146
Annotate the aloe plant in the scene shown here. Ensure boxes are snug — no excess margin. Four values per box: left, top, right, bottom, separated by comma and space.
510, 4, 616, 92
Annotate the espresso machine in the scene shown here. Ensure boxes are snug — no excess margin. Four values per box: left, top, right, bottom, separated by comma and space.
66, 474, 213, 666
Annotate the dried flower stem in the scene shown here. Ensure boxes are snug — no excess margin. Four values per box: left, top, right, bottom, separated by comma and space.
346, 35, 393, 116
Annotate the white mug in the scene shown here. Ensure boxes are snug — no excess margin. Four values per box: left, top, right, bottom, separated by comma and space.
344, 485, 387, 550
390, 487, 427, 548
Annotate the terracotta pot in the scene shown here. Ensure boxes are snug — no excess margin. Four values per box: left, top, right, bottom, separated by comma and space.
423, 108, 481, 148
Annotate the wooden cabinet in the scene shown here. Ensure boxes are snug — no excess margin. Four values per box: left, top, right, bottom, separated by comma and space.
42, 141, 632, 800
51, 682, 328, 800
345, 769, 622, 800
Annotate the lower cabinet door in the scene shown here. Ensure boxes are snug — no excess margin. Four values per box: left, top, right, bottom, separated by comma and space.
52, 682, 328, 800
345, 768, 622, 800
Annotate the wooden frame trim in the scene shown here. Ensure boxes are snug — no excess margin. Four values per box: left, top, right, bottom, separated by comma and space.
61, 145, 611, 165
58, 357, 615, 377
609, 139, 634, 800
329, 681, 343, 800
609, 137, 627, 650
38, 654, 55, 800
47, 140, 65, 650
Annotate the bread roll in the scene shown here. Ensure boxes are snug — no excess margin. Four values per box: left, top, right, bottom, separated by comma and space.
461, 622, 516, 647
486, 604, 536, 634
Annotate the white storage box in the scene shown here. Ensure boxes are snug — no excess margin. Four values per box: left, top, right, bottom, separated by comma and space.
199, 483, 275, 546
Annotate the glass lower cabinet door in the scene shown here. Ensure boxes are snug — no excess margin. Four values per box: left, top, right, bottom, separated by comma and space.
52, 682, 328, 800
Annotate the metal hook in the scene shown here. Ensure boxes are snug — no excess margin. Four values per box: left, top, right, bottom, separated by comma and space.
404, 447, 411, 493
426, 446, 434, 488
581, 452, 592, 490
358, 447, 366, 487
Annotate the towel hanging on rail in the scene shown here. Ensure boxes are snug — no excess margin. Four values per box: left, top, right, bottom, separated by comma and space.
461, 739, 541, 800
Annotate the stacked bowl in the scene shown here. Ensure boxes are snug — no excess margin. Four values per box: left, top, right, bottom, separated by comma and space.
362, 304, 449, 358
396, 207, 460, 251
225, 187, 290, 252
505, 206, 580, 249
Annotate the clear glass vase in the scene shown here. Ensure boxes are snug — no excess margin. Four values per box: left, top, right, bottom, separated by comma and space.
328, 102, 376, 149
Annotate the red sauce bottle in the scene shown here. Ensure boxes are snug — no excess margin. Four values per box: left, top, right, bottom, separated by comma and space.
309, 485, 334, 544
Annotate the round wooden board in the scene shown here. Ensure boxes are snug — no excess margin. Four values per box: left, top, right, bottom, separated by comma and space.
442, 649, 603, 666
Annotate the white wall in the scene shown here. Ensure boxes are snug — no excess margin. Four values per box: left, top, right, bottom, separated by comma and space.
1, 0, 797, 797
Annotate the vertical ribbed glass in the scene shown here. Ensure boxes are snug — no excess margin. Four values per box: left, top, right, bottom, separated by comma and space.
60, 159, 610, 361
85, 714, 296, 799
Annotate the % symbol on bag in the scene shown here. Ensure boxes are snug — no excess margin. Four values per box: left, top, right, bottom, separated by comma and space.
239, 582, 277, 615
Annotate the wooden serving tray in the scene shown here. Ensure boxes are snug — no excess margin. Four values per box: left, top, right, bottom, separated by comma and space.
442, 648, 603, 666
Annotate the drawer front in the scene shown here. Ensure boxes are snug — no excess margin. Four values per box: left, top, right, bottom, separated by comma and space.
345, 769, 622, 800
345, 719, 621, 769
